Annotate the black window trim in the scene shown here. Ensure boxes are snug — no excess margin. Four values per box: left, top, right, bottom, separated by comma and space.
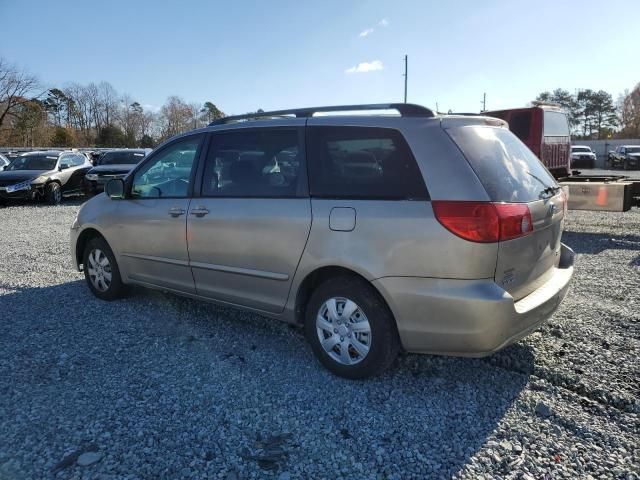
193, 126, 308, 199
124, 132, 206, 200
306, 125, 430, 201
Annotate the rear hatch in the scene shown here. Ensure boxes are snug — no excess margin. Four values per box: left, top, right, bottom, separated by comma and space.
445, 124, 565, 301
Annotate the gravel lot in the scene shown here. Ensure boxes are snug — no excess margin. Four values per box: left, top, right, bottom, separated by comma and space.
0, 200, 638, 479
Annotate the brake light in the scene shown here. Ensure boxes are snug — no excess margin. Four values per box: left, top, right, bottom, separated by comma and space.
432, 201, 533, 243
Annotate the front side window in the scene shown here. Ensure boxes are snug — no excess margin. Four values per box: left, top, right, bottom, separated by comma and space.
60, 154, 85, 167
131, 135, 201, 198
202, 129, 301, 197
307, 126, 428, 199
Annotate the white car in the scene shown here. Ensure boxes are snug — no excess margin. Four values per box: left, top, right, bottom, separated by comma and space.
570, 146, 596, 169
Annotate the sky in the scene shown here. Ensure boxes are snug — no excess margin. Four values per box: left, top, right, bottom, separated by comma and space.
1, 0, 639, 115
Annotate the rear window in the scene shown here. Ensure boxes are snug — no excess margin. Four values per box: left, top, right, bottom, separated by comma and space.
447, 126, 558, 202
543, 111, 569, 136
307, 126, 428, 200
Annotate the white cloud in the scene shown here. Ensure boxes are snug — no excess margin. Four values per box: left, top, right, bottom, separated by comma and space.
378, 18, 389, 27
345, 60, 384, 74
358, 27, 374, 37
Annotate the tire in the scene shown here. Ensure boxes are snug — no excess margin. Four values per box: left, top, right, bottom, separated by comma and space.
304, 275, 400, 379
83, 236, 126, 301
623, 160, 629, 170
45, 182, 62, 205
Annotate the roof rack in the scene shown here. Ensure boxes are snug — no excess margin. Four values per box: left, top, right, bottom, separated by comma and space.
208, 103, 434, 126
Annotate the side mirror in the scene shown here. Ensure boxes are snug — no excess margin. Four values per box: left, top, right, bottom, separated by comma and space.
59, 163, 71, 171
105, 178, 125, 199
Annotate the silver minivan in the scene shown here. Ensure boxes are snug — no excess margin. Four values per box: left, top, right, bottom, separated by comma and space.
70, 104, 574, 378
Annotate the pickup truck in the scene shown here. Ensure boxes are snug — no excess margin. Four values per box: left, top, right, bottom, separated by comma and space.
607, 145, 640, 170
571, 145, 596, 169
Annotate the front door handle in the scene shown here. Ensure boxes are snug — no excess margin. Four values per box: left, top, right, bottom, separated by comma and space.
168, 207, 186, 217
190, 206, 209, 217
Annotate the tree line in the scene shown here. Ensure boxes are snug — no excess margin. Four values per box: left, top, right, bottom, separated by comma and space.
0, 58, 225, 148
1, 57, 639, 148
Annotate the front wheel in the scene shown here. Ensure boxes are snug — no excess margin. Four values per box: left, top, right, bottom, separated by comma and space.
45, 182, 62, 205
305, 276, 400, 379
83, 237, 126, 301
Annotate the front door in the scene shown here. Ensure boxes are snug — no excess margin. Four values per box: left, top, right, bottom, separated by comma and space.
187, 124, 311, 313
114, 134, 203, 293
59, 153, 92, 193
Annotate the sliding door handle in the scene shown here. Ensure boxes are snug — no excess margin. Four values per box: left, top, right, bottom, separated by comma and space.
168, 207, 186, 217
190, 206, 209, 217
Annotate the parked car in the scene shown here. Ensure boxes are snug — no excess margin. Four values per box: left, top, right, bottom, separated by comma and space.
70, 103, 575, 378
84, 149, 151, 195
570, 145, 596, 169
607, 145, 640, 170
0, 150, 92, 205
0, 153, 10, 171
484, 105, 571, 178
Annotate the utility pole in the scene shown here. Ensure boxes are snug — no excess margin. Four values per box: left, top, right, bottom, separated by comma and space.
403, 55, 408, 103
481, 92, 486, 112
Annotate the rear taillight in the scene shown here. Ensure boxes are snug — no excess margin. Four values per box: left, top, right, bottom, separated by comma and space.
432, 201, 533, 243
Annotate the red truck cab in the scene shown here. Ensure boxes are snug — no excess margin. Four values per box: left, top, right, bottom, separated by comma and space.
484, 106, 571, 178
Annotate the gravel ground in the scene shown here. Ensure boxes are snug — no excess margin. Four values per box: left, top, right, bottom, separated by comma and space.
0, 200, 638, 479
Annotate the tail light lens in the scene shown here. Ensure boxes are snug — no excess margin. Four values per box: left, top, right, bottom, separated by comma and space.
432, 201, 533, 243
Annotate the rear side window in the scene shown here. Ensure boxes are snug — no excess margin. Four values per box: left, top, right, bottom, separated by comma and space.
447, 126, 558, 202
202, 129, 301, 197
543, 111, 569, 136
307, 126, 428, 199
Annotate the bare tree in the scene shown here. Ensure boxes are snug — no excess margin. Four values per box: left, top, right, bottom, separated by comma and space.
618, 84, 640, 138
99, 82, 119, 127
159, 96, 193, 140
0, 58, 41, 129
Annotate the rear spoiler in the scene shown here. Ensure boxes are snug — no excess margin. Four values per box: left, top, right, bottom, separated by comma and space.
439, 115, 508, 129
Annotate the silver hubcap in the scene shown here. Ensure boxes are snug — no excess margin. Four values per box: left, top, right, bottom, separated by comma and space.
53, 187, 61, 202
316, 297, 372, 366
87, 248, 112, 292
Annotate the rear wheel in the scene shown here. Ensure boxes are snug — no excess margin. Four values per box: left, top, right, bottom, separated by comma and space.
305, 276, 399, 379
45, 182, 62, 205
83, 237, 126, 300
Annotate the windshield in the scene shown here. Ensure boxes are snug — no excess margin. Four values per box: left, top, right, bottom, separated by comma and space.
446, 126, 558, 202
626, 147, 640, 154
99, 151, 146, 165
6, 155, 58, 171
572, 147, 590, 152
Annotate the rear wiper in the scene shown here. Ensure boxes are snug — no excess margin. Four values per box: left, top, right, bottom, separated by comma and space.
540, 185, 561, 197
525, 171, 560, 198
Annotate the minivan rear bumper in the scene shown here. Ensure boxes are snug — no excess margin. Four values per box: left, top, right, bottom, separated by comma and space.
373, 243, 575, 356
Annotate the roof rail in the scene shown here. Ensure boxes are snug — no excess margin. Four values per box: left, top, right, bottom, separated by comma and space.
208, 103, 434, 126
